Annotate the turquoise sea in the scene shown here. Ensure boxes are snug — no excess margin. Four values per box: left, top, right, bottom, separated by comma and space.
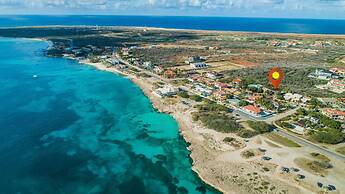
0, 38, 218, 194
1, 15, 345, 34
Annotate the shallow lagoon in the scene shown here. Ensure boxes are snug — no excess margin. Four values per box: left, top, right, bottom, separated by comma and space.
0, 38, 218, 194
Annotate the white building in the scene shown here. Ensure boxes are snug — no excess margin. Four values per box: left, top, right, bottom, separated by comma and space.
290, 124, 306, 135
190, 63, 208, 69
205, 72, 222, 80
143, 61, 153, 69
154, 85, 178, 98
194, 84, 212, 96
107, 59, 120, 65
284, 93, 303, 102
308, 69, 337, 80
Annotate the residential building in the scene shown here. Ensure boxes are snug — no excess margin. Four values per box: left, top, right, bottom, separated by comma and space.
153, 66, 164, 74
213, 90, 228, 101
321, 108, 345, 122
290, 124, 307, 135
242, 105, 262, 116
186, 56, 204, 64
154, 85, 178, 98
329, 67, 345, 76
246, 94, 262, 104
308, 69, 337, 80
232, 78, 242, 85
190, 62, 208, 69
107, 58, 120, 65
194, 84, 213, 96
284, 93, 303, 102
205, 71, 223, 80
214, 82, 230, 90
163, 69, 176, 78
143, 61, 153, 70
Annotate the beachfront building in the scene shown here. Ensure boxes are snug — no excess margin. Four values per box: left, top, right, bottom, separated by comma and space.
153, 66, 164, 74
154, 85, 178, 98
242, 105, 262, 117
143, 61, 153, 70
106, 58, 121, 66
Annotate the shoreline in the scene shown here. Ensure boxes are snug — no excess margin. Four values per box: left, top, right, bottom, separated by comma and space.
78, 59, 228, 194
1, 25, 345, 38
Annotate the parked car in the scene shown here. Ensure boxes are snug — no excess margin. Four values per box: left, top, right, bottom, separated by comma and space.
291, 167, 300, 172
281, 167, 290, 173
317, 182, 323, 188
262, 156, 272, 161
296, 174, 305, 179
327, 185, 336, 191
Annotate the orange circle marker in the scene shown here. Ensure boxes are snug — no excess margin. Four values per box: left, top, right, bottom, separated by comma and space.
268, 67, 284, 89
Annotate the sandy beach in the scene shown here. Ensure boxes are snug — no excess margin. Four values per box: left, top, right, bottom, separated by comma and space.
73, 58, 345, 194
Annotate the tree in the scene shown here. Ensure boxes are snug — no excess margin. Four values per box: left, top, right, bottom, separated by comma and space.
248, 121, 272, 134
190, 95, 203, 102
178, 92, 190, 99
312, 128, 344, 144
297, 108, 308, 116
310, 98, 323, 108
239, 100, 249, 107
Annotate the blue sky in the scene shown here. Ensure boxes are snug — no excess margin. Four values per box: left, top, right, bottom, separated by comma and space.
0, 0, 344, 19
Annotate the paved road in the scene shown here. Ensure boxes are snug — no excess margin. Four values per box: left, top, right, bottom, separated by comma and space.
274, 128, 345, 162
265, 107, 299, 123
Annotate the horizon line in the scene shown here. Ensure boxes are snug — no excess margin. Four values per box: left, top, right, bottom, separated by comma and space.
0, 14, 345, 21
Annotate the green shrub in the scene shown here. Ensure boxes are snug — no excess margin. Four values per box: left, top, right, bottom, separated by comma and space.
237, 129, 259, 138
223, 137, 235, 142
194, 112, 241, 133
190, 95, 203, 102
248, 121, 272, 134
312, 128, 344, 144
281, 122, 295, 129
178, 92, 190, 98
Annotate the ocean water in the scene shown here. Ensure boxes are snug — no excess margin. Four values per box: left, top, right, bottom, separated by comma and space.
0, 37, 218, 194
1, 15, 345, 34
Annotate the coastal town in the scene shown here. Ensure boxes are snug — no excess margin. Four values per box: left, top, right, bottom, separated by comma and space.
1, 26, 344, 194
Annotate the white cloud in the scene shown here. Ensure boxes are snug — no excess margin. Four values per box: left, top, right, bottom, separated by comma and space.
0, 0, 344, 18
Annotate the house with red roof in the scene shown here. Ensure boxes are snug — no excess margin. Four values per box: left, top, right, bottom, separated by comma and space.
232, 78, 242, 85
213, 90, 228, 101
242, 105, 262, 116
329, 67, 345, 76
246, 94, 262, 104
214, 82, 230, 90
163, 69, 176, 78
321, 108, 345, 122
